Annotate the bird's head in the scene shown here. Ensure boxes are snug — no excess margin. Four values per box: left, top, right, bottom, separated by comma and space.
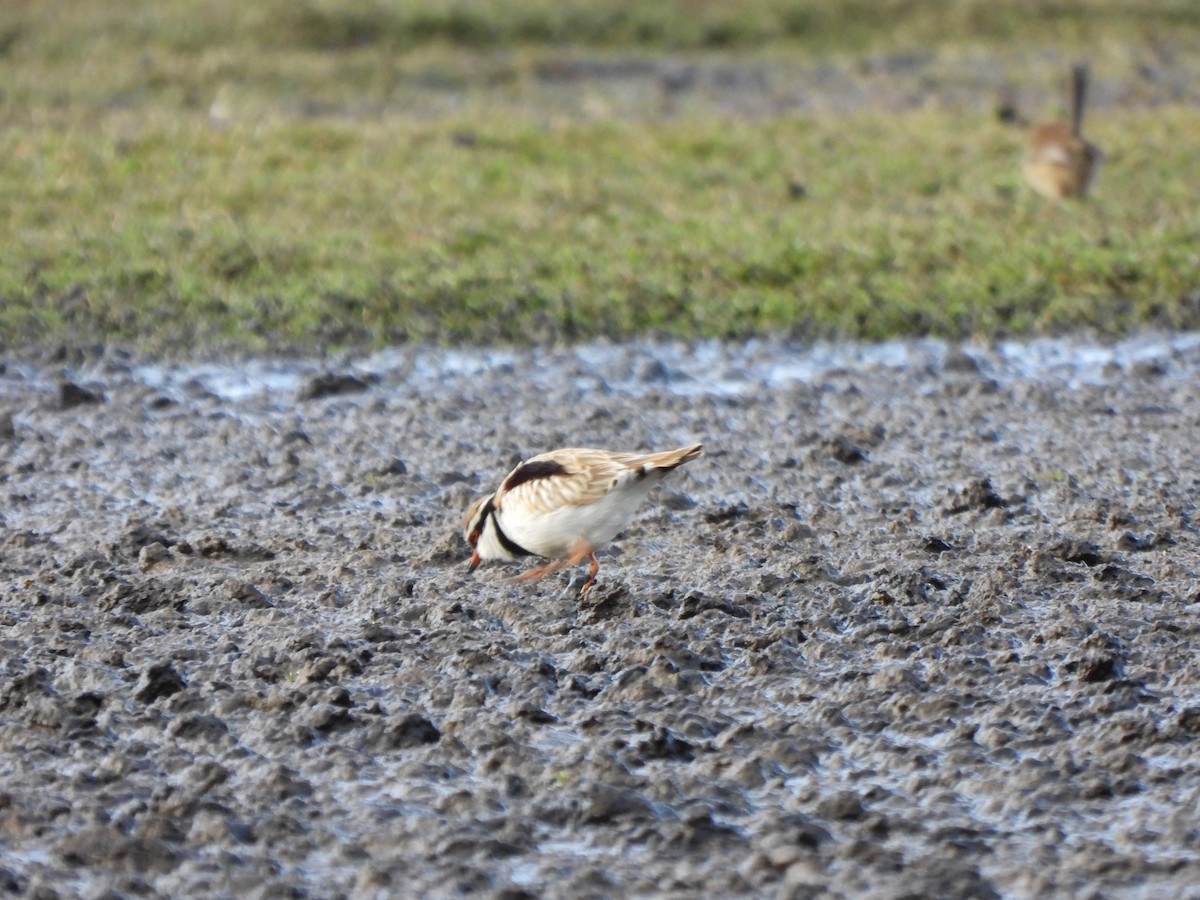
462, 494, 493, 571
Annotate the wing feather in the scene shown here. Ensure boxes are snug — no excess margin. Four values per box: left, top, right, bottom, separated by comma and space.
493, 446, 701, 516
496, 449, 633, 515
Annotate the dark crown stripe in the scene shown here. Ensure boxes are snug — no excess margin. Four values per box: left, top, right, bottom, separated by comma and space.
474, 495, 497, 532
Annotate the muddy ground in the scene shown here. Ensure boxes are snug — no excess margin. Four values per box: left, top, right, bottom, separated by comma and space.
261, 46, 1200, 124
1, 335, 1199, 898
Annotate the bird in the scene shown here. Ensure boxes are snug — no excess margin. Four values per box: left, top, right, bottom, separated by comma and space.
1022, 62, 1102, 210
462, 443, 702, 594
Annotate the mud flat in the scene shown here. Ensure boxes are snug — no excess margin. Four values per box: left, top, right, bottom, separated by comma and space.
2, 334, 1199, 898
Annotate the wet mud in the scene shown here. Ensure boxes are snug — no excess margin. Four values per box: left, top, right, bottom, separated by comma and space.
2, 335, 1199, 898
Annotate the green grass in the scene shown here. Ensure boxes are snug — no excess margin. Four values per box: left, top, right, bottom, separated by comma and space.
2, 1, 1199, 353
4, 110, 1197, 352
8, 0, 1200, 59
6, 0, 1200, 119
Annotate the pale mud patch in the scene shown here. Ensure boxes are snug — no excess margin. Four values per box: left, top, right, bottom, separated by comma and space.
2, 334, 1199, 897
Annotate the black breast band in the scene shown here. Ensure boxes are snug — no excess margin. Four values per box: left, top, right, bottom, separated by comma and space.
482, 497, 534, 558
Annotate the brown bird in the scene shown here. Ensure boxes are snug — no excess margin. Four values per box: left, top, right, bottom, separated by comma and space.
1022, 63, 1101, 210
463, 444, 702, 594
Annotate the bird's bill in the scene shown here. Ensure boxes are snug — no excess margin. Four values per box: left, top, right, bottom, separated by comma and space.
468, 550, 481, 572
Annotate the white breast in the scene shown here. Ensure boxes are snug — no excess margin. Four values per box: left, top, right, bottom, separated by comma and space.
496, 478, 658, 559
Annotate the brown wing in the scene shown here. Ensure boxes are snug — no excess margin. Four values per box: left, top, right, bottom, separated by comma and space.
494, 445, 701, 516
493, 449, 633, 515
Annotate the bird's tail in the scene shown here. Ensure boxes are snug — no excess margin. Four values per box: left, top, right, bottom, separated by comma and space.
633, 443, 703, 472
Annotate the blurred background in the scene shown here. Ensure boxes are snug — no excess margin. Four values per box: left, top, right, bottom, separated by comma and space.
2, 0, 1199, 353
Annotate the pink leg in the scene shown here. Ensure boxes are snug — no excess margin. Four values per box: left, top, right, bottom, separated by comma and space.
511, 559, 569, 584
512, 544, 596, 593
579, 553, 600, 595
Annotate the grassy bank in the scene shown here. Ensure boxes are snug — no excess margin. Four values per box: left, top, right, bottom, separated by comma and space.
2, 1, 1199, 353
8, 0, 1200, 61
